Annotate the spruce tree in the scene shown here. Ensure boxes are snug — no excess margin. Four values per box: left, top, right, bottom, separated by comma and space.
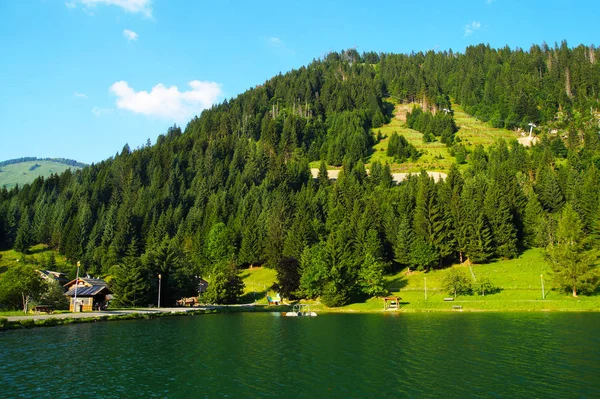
522, 190, 544, 247
485, 182, 518, 258
14, 211, 32, 254
546, 203, 599, 296
536, 166, 564, 212
110, 239, 148, 307
394, 214, 413, 266
466, 214, 494, 263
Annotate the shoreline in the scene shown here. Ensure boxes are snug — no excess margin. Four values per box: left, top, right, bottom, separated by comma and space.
2, 302, 599, 331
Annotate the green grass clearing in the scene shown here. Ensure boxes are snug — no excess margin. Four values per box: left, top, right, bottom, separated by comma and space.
0, 161, 82, 189
239, 248, 600, 312
239, 267, 278, 304
367, 101, 519, 173
0, 244, 73, 278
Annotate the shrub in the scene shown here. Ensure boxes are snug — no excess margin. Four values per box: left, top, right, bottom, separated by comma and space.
442, 268, 473, 298
0, 317, 7, 330
19, 319, 35, 328
474, 276, 498, 296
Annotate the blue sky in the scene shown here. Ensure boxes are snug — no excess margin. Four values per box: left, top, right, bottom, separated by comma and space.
0, 0, 597, 164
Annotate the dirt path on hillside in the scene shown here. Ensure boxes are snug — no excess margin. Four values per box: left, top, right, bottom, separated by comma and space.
310, 169, 447, 182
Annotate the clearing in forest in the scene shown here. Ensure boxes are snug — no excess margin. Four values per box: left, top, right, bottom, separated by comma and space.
368, 100, 518, 173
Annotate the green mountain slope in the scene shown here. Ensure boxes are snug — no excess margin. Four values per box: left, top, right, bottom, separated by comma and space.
1, 42, 599, 309
0, 160, 84, 189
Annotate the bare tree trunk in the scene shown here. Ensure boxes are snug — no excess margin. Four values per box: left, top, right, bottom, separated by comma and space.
22, 292, 29, 313
573, 287, 577, 297
565, 67, 572, 98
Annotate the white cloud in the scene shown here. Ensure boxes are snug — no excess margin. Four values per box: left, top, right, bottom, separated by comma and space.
92, 106, 113, 116
464, 21, 481, 37
123, 29, 139, 41
109, 80, 222, 121
267, 36, 295, 55
269, 37, 283, 46
74, 91, 88, 98
66, 0, 152, 18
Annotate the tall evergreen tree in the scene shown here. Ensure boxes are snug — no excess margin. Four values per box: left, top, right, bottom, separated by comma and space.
546, 203, 599, 296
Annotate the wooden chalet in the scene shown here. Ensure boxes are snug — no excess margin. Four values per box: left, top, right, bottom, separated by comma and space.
64, 278, 112, 312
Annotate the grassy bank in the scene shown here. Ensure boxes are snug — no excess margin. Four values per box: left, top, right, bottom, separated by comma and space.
240, 248, 600, 313
0, 309, 217, 332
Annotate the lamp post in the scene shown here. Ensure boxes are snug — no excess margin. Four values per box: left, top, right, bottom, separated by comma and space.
541, 274, 545, 300
73, 261, 80, 312
158, 274, 162, 308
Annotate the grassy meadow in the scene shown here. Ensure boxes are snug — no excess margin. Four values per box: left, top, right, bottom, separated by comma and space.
368, 101, 518, 173
240, 248, 600, 312
0, 161, 82, 189
0, 244, 72, 277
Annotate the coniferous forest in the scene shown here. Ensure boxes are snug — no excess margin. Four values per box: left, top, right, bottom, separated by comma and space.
1, 42, 599, 306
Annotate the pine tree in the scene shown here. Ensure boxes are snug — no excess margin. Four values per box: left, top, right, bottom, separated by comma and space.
523, 189, 545, 247
110, 240, 149, 307
394, 214, 413, 266
14, 210, 32, 254
466, 214, 494, 263
485, 182, 518, 258
546, 203, 599, 296
380, 163, 394, 188
536, 166, 564, 212
317, 160, 330, 186
409, 236, 438, 271
357, 229, 388, 296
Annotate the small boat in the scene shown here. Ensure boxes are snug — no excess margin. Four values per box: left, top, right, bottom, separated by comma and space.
285, 304, 317, 317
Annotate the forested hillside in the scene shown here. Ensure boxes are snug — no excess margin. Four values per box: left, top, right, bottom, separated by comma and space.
0, 42, 599, 306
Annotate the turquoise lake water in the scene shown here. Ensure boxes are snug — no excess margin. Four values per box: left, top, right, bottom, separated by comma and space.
1, 312, 599, 398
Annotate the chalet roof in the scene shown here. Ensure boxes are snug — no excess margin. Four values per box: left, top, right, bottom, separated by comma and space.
81, 278, 108, 287
64, 277, 109, 289
65, 285, 112, 297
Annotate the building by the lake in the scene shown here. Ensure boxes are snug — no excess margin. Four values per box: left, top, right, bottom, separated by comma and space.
64, 278, 112, 312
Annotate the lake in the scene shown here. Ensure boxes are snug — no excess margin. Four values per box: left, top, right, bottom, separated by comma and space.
1, 312, 599, 398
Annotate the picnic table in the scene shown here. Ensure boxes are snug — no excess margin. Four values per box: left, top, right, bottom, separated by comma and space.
33, 305, 54, 314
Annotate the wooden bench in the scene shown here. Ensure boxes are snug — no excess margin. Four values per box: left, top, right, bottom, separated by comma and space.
267, 294, 281, 305
444, 298, 454, 302
453, 305, 463, 310
33, 305, 54, 314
